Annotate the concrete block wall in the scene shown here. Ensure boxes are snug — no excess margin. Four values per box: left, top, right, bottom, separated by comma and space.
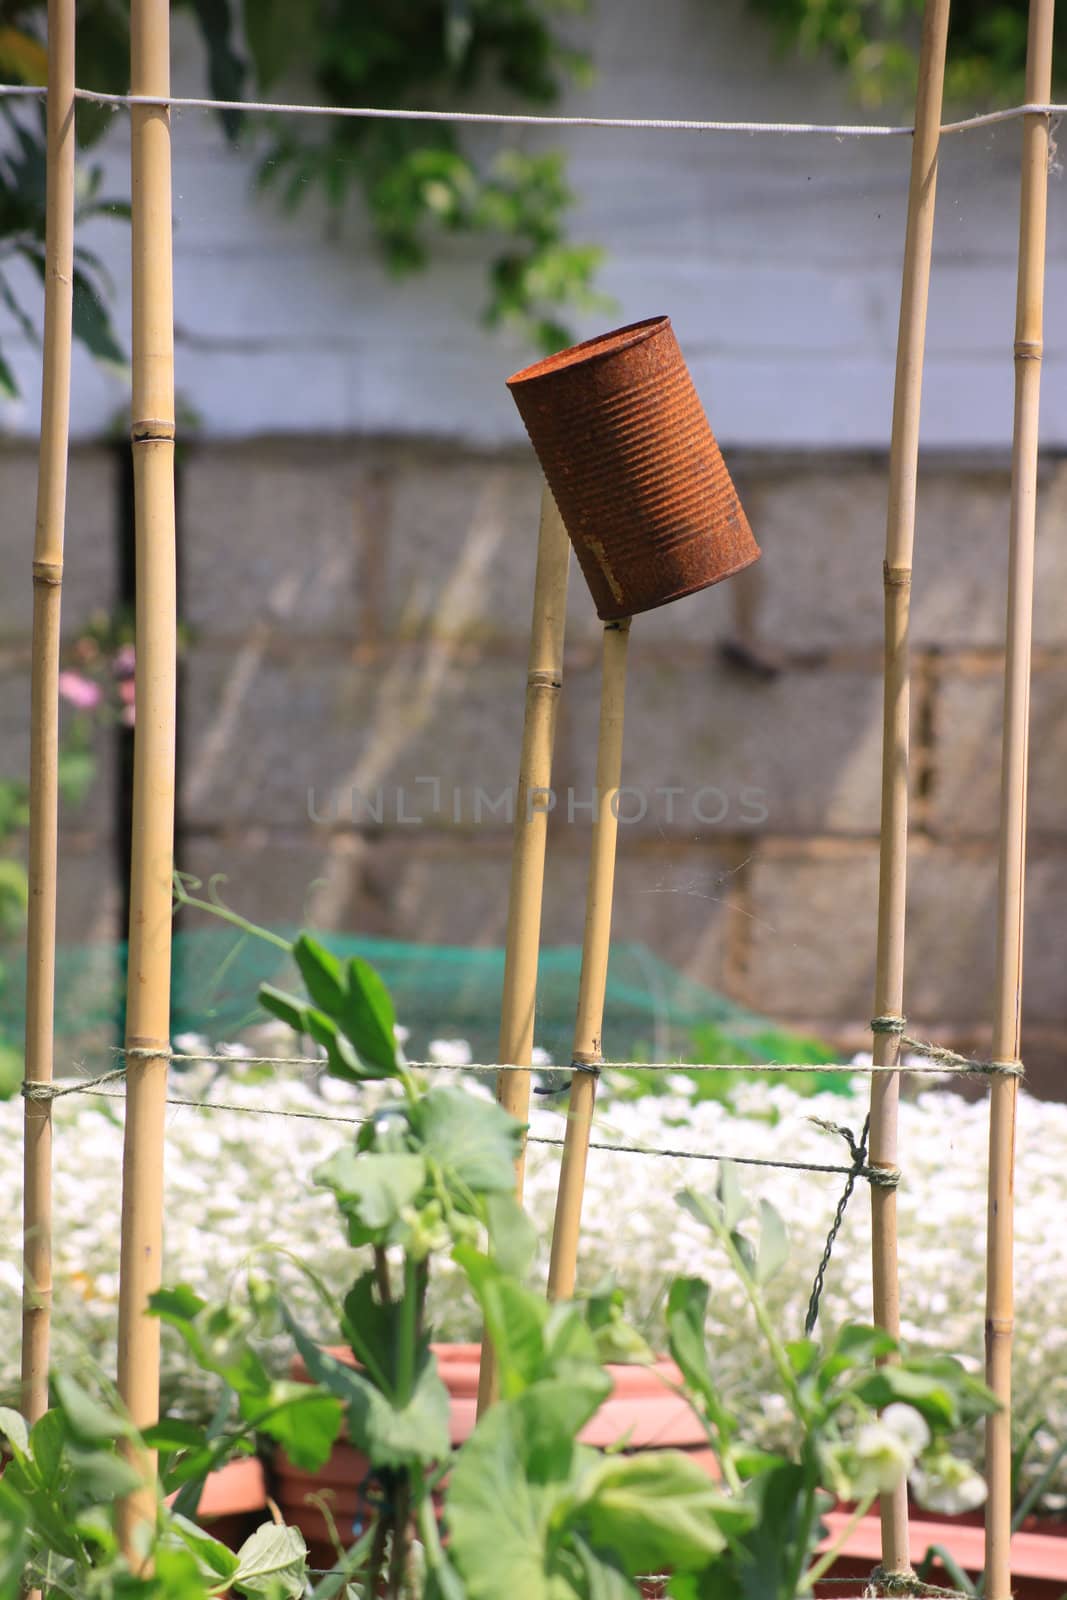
2, 436, 1064, 1085
0, 445, 123, 948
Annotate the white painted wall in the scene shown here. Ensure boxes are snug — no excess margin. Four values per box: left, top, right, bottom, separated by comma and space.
1, 0, 1065, 448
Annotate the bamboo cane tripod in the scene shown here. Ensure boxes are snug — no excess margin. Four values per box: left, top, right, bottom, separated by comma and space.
476, 485, 571, 1411
505, 318, 760, 1308
867, 0, 951, 1573
20, 0, 75, 1451
547, 617, 630, 1299
985, 0, 1055, 1591
114, 0, 179, 1556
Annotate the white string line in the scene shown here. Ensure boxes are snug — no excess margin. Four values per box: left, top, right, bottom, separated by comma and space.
1, 80, 1064, 139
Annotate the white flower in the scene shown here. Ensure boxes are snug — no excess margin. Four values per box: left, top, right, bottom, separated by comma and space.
531, 1047, 553, 1067
394, 1025, 410, 1046
882, 1404, 931, 1456
912, 1454, 988, 1514
851, 1421, 916, 1496
172, 1032, 210, 1056
427, 1038, 472, 1067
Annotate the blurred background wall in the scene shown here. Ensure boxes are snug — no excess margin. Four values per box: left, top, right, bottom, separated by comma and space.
1, 0, 1064, 1083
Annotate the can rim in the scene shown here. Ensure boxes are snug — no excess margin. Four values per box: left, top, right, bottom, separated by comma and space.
506, 315, 670, 390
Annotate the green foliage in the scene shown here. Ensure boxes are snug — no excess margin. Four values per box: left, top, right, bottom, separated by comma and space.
0, 1377, 308, 1597
7, 937, 1000, 1598
0, 98, 127, 400
747, 0, 1067, 106
607, 1020, 847, 1110
247, 0, 605, 353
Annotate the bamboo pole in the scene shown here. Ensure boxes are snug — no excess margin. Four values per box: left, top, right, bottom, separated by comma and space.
547, 618, 630, 1301
985, 2, 1054, 1592
21, 0, 76, 1438
115, 0, 177, 1556
476, 485, 570, 1413
868, 0, 951, 1574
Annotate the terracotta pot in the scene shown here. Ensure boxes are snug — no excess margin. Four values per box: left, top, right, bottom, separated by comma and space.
816, 1507, 1067, 1600
176, 1457, 268, 1551
273, 1342, 711, 1572
506, 316, 760, 621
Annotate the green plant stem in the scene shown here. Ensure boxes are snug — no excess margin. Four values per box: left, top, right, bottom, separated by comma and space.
717, 1222, 809, 1427
386, 1475, 411, 1599
800, 1490, 876, 1589
374, 1246, 392, 1306
364, 1510, 390, 1600
416, 1475, 453, 1586
172, 873, 291, 952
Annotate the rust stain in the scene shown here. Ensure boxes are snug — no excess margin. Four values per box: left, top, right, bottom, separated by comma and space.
507, 315, 760, 620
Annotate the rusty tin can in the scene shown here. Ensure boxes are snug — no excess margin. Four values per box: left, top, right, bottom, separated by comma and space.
507, 315, 760, 620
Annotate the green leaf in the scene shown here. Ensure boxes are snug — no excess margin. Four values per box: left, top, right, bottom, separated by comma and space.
849, 1367, 961, 1425
0, 348, 17, 401
314, 1148, 427, 1243
447, 1396, 578, 1600
341, 954, 401, 1076
566, 1536, 635, 1600
240, 0, 319, 97
419, 1085, 524, 1193
341, 1270, 405, 1392
575, 1451, 744, 1573
0, 1407, 29, 1459
54, 1373, 134, 1442
231, 1522, 308, 1597
484, 1189, 538, 1276
454, 1245, 547, 1397
71, 264, 126, 371
818, 1322, 899, 1389
283, 1300, 447, 1469
167, 1513, 240, 1581
785, 1339, 819, 1377
718, 1163, 747, 1230
28, 1407, 67, 1486
755, 1199, 789, 1284
666, 1277, 735, 1445
259, 1382, 344, 1472
150, 1287, 275, 1414
732, 1459, 813, 1600
292, 934, 347, 1020
347, 1357, 451, 1470
66, 1444, 145, 1501
304, 1008, 366, 1083
183, 0, 246, 140
142, 1418, 208, 1452
258, 983, 308, 1035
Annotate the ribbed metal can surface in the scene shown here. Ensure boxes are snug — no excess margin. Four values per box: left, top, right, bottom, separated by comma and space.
507, 315, 760, 620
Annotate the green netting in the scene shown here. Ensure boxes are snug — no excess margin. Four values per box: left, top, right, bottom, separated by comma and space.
0, 927, 838, 1075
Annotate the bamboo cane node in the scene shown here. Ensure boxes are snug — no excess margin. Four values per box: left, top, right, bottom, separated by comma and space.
31, 560, 63, 587
528, 670, 562, 690
882, 563, 912, 591
1014, 340, 1042, 362
130, 418, 177, 443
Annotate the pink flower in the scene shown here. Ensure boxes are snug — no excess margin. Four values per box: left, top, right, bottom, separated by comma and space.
112, 645, 135, 680
119, 678, 136, 727
58, 671, 102, 710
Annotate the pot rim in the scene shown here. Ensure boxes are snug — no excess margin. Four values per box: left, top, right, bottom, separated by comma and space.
506, 315, 670, 390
